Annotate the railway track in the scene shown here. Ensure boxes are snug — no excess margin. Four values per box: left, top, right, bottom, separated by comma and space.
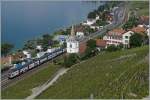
1, 53, 66, 90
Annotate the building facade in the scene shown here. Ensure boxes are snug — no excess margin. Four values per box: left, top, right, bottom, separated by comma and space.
66, 26, 79, 53
103, 29, 133, 48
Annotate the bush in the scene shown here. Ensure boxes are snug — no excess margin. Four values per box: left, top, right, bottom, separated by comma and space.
87, 11, 96, 19
106, 45, 120, 52
63, 54, 79, 68
130, 33, 143, 48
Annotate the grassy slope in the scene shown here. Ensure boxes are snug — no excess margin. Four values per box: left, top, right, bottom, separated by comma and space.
1, 64, 60, 99
37, 46, 149, 99
129, 1, 149, 16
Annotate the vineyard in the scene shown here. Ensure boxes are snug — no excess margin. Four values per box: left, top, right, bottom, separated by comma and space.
37, 46, 149, 99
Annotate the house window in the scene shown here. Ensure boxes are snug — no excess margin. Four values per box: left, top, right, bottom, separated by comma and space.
125, 36, 128, 39
70, 44, 72, 48
125, 40, 128, 43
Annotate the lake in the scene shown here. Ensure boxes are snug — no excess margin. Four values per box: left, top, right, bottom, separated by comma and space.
1, 1, 103, 50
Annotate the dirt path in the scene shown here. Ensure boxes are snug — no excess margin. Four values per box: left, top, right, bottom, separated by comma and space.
26, 67, 69, 100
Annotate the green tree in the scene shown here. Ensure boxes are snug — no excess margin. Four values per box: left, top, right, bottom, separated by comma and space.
122, 16, 139, 30
87, 11, 96, 19
87, 39, 96, 49
63, 54, 78, 67
1, 43, 14, 56
98, 5, 105, 12
23, 40, 36, 50
130, 33, 143, 47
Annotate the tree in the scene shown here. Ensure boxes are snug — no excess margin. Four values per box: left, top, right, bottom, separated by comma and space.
1, 43, 14, 56
87, 39, 96, 49
122, 16, 139, 30
98, 5, 105, 12
130, 33, 143, 47
96, 19, 108, 26
87, 11, 96, 19
23, 40, 36, 50
63, 54, 78, 67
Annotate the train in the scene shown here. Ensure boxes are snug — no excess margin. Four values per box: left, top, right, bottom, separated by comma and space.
8, 48, 66, 79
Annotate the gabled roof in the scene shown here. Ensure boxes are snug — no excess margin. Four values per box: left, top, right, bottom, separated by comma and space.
107, 28, 126, 36
96, 39, 107, 47
139, 16, 149, 25
131, 26, 146, 33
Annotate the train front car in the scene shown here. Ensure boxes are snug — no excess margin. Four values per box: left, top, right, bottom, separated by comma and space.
8, 67, 20, 79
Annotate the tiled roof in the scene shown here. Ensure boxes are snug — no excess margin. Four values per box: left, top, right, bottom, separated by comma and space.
96, 39, 107, 47
139, 16, 149, 25
131, 26, 146, 33
107, 28, 126, 36
75, 25, 85, 32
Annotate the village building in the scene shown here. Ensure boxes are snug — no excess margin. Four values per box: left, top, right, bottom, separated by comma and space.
131, 25, 146, 34
82, 18, 96, 26
54, 35, 69, 45
75, 25, 85, 38
23, 50, 31, 59
138, 16, 149, 27
103, 28, 134, 48
66, 25, 79, 53
79, 42, 87, 54
36, 45, 43, 51
96, 39, 107, 50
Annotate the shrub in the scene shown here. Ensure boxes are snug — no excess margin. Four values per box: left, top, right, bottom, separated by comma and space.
106, 45, 120, 52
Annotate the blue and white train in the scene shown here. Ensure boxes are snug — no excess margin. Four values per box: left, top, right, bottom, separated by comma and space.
8, 48, 66, 79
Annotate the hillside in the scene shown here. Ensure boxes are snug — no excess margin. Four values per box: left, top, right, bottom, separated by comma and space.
129, 1, 149, 16
37, 46, 149, 99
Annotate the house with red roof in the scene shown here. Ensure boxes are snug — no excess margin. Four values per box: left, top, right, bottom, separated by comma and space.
103, 28, 134, 48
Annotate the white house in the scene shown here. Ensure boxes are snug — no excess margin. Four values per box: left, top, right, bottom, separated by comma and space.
23, 50, 31, 59
82, 19, 96, 26
103, 29, 134, 48
36, 45, 43, 51
75, 26, 85, 37
66, 25, 79, 53
147, 28, 149, 36
76, 32, 84, 37
122, 31, 134, 46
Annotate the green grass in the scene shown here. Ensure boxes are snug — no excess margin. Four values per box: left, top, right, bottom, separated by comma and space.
37, 46, 149, 99
1, 64, 60, 99
129, 1, 149, 16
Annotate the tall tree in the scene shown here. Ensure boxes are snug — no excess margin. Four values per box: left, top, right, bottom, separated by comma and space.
87, 39, 96, 49
1, 43, 14, 56
87, 11, 96, 19
130, 33, 143, 47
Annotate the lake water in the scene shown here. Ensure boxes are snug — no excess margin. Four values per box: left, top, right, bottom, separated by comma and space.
2, 1, 103, 50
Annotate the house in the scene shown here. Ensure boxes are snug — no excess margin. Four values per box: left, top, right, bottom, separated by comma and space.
54, 35, 69, 45
131, 26, 146, 36
103, 28, 134, 48
90, 23, 100, 30
138, 16, 149, 26
36, 45, 43, 51
95, 15, 100, 20
23, 50, 31, 59
75, 25, 85, 37
96, 39, 107, 49
66, 25, 79, 53
1, 52, 26, 66
122, 31, 134, 47
147, 28, 149, 36
79, 42, 87, 54
82, 18, 96, 26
